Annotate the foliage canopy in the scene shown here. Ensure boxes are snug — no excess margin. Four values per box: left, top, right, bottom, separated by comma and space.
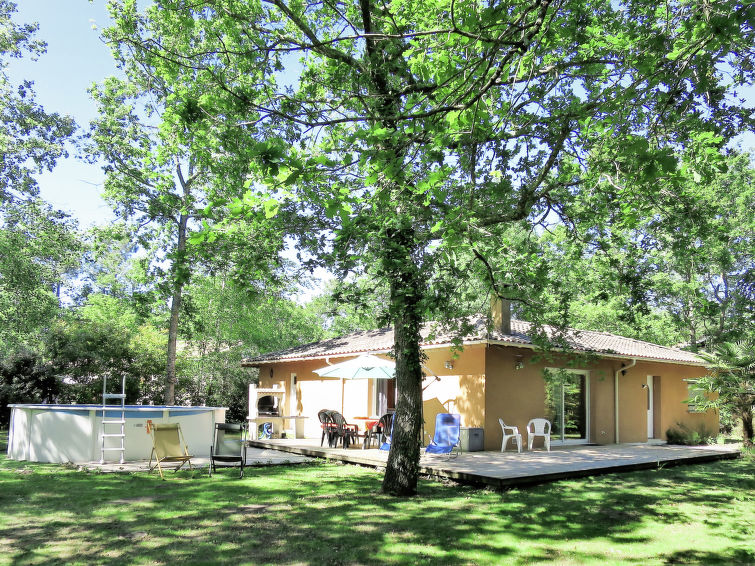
102, 0, 754, 494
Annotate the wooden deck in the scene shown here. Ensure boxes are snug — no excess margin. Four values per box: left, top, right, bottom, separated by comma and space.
247, 437, 741, 488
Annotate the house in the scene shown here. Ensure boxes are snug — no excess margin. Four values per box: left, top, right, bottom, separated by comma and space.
241, 307, 716, 451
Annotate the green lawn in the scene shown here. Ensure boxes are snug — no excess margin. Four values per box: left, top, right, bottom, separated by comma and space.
0, 451, 753, 566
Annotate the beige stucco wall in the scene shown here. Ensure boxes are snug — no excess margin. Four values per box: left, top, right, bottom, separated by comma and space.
421, 345, 486, 442
483, 346, 614, 450
253, 346, 488, 441
588, 360, 617, 445
250, 344, 718, 449
484, 346, 547, 450
483, 346, 717, 450
616, 361, 716, 443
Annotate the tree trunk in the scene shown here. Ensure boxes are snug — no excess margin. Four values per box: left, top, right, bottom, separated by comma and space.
381, 224, 424, 496
163, 208, 189, 406
741, 407, 754, 446
163, 163, 194, 406
163, 278, 183, 405
689, 321, 697, 351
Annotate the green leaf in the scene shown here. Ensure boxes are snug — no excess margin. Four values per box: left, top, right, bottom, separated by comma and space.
188, 232, 206, 245
263, 199, 280, 219
445, 110, 460, 126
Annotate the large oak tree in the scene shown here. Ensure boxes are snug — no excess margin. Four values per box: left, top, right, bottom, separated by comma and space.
105, 0, 753, 494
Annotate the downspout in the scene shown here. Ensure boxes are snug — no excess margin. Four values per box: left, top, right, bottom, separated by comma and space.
614, 359, 637, 444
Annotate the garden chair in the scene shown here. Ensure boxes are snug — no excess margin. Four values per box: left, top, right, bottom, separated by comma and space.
526, 418, 552, 451
209, 422, 247, 478
425, 413, 461, 458
318, 409, 335, 446
365, 413, 392, 449
359, 418, 379, 449
498, 418, 522, 453
329, 411, 359, 448
379, 413, 395, 451
148, 422, 194, 479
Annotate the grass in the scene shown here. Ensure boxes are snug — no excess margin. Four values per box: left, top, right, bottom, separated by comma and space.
0, 448, 753, 565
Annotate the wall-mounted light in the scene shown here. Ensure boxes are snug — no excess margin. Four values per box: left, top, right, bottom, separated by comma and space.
444, 361, 454, 370
514, 355, 524, 370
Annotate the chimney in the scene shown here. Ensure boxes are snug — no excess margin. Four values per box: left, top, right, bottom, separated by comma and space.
491, 296, 512, 335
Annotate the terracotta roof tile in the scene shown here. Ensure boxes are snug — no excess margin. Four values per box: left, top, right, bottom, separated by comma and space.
242, 315, 704, 366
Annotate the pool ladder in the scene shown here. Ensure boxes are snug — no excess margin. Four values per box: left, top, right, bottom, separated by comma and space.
100, 375, 126, 464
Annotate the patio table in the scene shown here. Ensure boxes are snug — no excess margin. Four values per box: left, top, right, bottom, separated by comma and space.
353, 416, 381, 448
353, 416, 379, 425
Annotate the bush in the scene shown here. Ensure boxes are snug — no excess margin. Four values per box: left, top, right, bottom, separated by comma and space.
666, 422, 716, 445
0, 349, 59, 428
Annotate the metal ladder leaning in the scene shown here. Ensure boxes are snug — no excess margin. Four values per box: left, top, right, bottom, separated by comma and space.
100, 375, 126, 464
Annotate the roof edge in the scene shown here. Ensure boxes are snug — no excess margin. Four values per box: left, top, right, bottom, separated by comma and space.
242, 338, 706, 367
486, 340, 707, 367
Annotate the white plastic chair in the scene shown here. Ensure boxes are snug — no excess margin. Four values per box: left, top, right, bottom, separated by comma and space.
498, 419, 522, 453
526, 418, 552, 451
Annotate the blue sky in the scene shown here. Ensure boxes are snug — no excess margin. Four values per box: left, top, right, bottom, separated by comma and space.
7, 0, 117, 228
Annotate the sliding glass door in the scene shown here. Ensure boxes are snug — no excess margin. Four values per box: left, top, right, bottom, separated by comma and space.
545, 370, 589, 443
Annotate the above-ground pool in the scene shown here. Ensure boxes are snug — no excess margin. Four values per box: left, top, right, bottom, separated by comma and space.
7, 404, 227, 463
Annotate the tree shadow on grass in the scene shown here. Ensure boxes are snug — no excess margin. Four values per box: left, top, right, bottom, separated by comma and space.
0, 456, 753, 565
662, 548, 755, 565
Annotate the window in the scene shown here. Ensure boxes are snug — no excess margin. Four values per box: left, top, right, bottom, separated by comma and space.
544, 368, 589, 443
686, 380, 706, 413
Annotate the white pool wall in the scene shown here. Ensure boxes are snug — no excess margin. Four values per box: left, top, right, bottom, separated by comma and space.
7, 404, 227, 463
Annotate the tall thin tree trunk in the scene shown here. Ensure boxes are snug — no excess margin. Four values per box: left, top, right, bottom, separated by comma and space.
164, 211, 188, 405
684, 266, 698, 350
164, 273, 184, 405
164, 166, 192, 405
